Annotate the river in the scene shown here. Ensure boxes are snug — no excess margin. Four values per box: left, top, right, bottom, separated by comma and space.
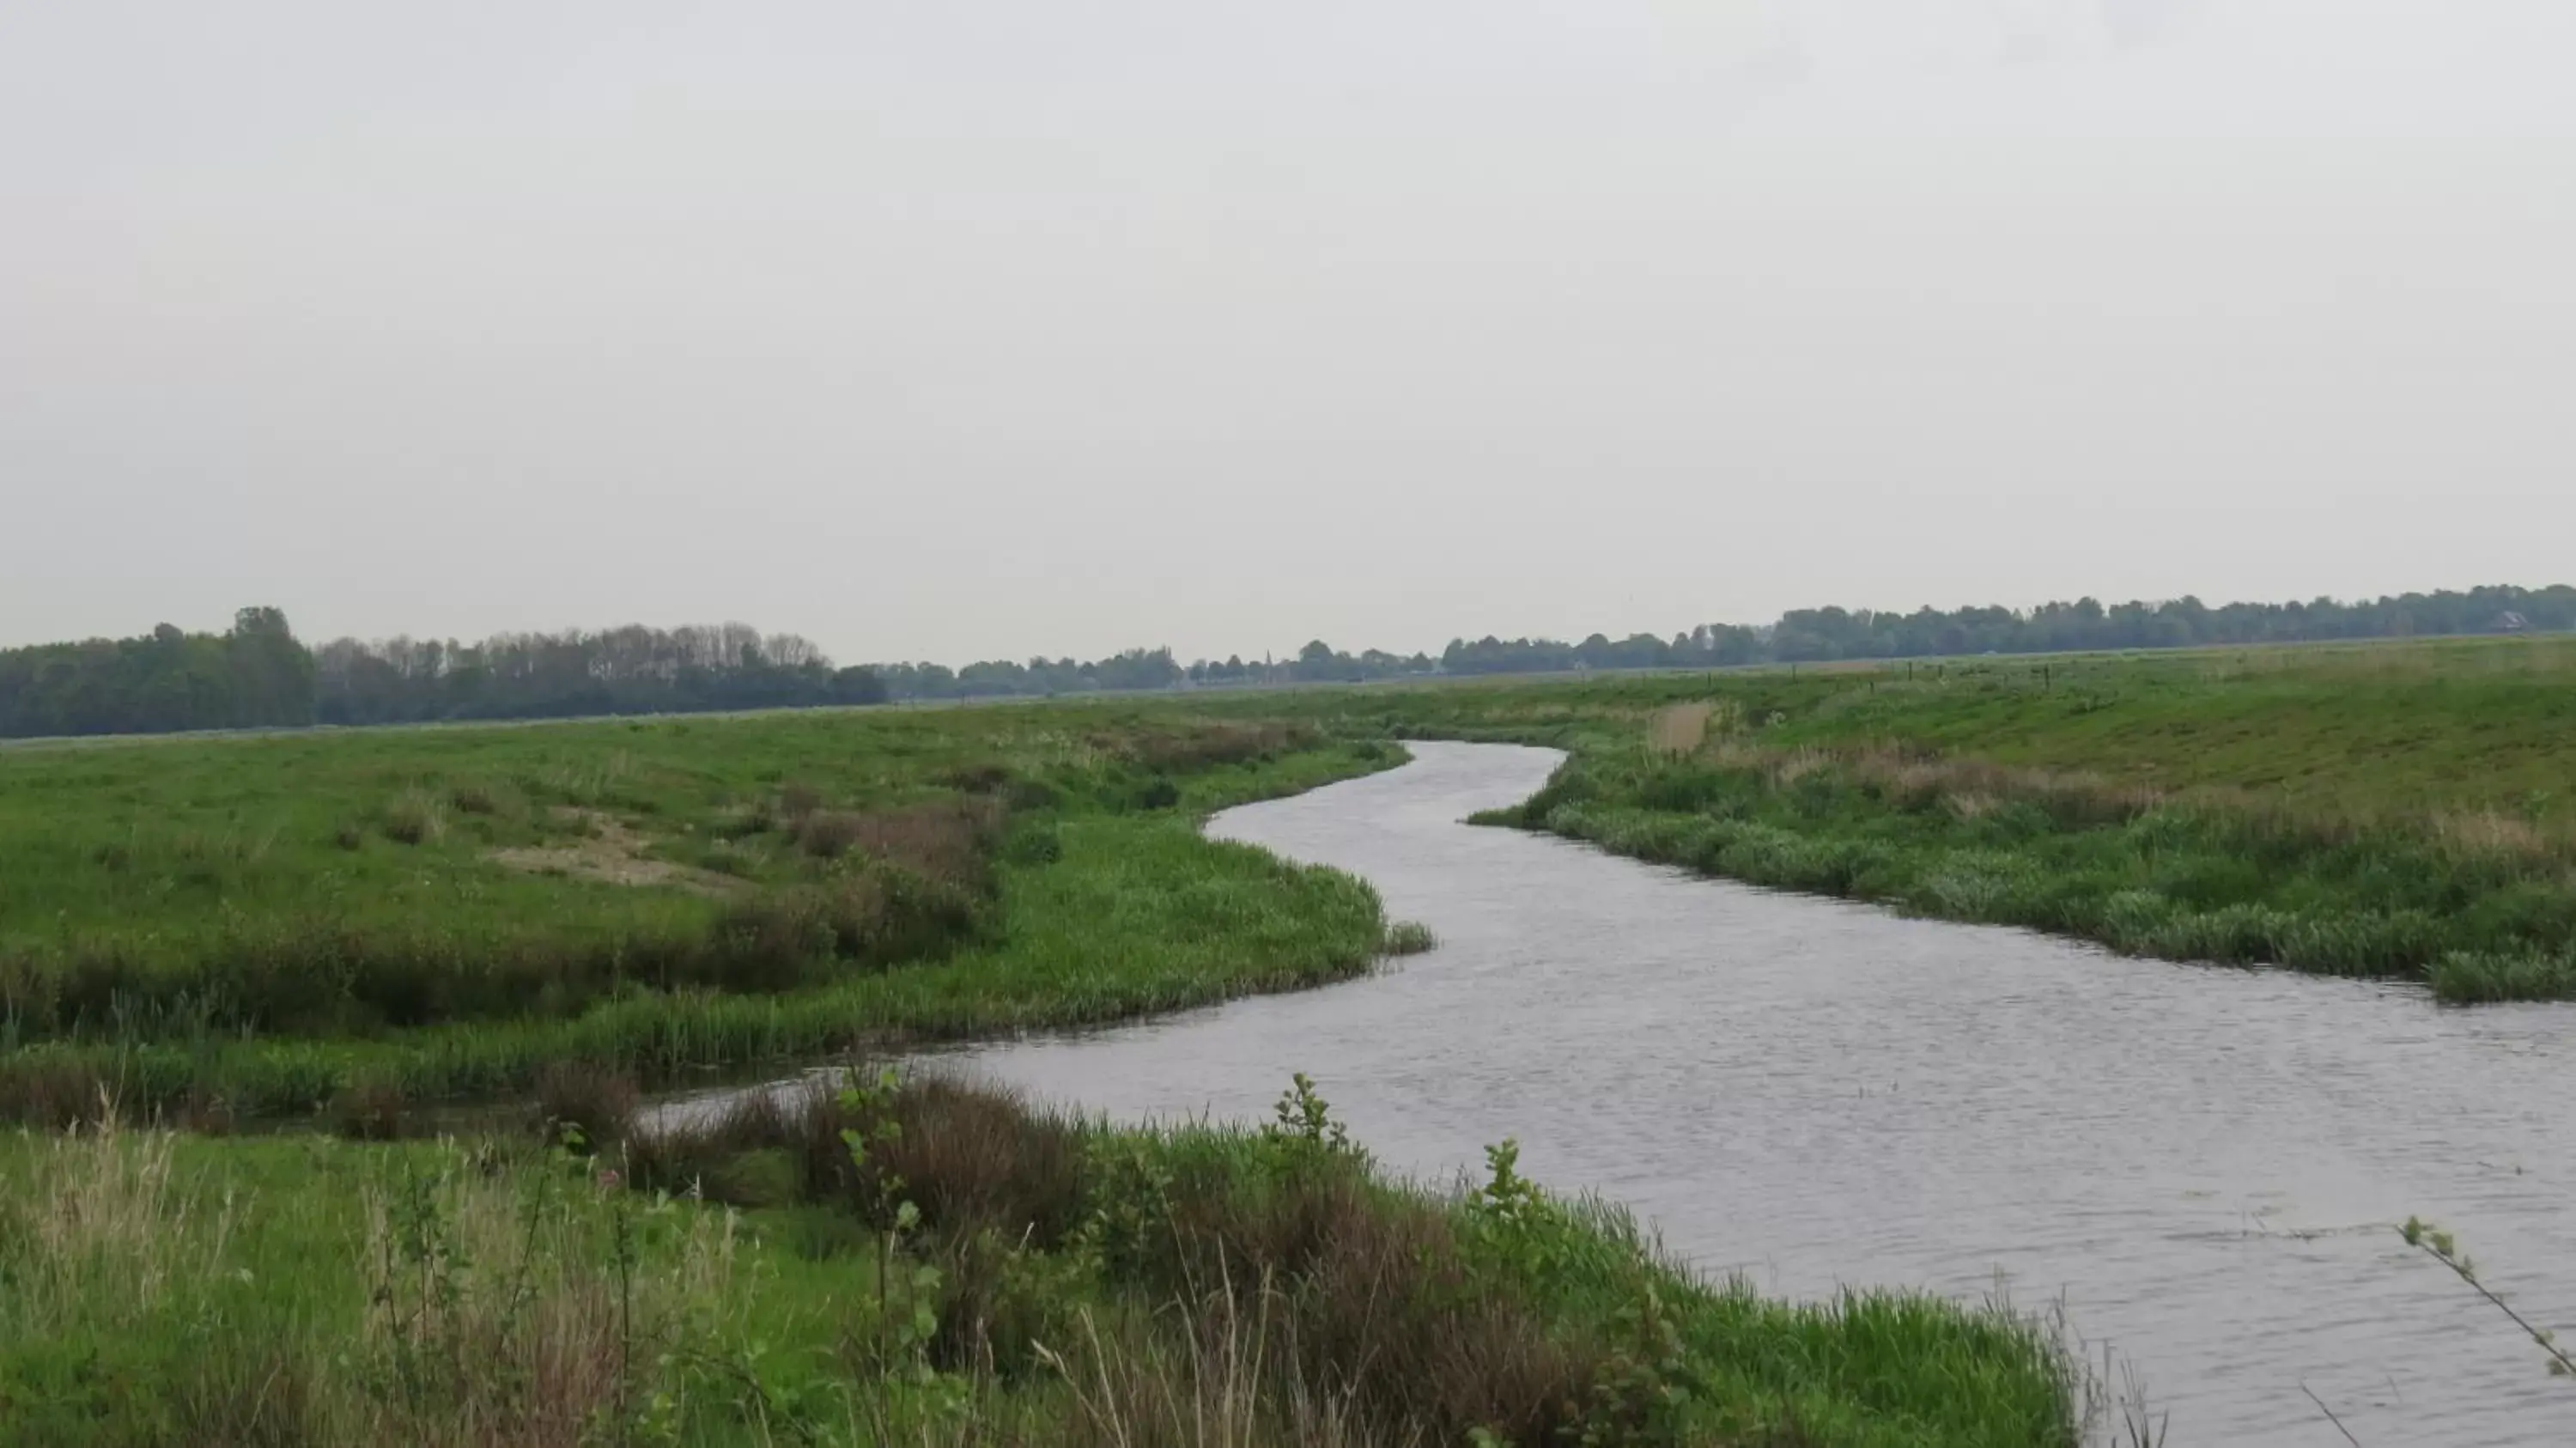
921, 741, 2573, 1445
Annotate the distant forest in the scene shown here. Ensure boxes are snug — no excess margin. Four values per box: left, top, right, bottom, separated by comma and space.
3, 584, 2568, 739
0, 616, 884, 739
881, 583, 2575, 697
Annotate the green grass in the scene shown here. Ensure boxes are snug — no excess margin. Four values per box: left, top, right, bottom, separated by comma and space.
0, 1074, 2083, 1446
0, 707, 1390, 1047
0, 700, 1419, 1135
1746, 636, 2576, 826
40, 658, 2503, 1440
1, 812, 1394, 1123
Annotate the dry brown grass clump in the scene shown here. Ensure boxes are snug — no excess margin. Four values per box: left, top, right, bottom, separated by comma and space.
1691, 733, 2576, 874
1040, 1286, 1401, 1448
884, 1080, 1087, 1241
793, 799, 1005, 885
4, 1116, 203, 1320
0, 1056, 116, 1130
331, 1077, 416, 1141
532, 1061, 641, 1151
343, 1146, 742, 1446
2428, 808, 2555, 862
1699, 738, 2166, 829
380, 788, 447, 846
1644, 703, 1715, 757
628, 1074, 1625, 1445
1143, 1164, 1596, 1445
629, 1074, 1087, 1246
1105, 721, 1313, 774
778, 780, 825, 821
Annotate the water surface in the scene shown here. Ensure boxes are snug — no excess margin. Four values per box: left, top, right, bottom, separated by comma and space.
937, 742, 2576, 1445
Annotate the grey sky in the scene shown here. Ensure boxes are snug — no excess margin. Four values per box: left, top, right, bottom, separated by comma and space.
5, 1, 2572, 664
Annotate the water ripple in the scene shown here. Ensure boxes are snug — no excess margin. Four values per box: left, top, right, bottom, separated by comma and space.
935, 742, 2576, 1446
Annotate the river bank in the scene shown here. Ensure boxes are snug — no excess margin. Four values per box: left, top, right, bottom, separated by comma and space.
0, 708, 1407, 1123
939, 740, 2576, 1446
1220, 637, 2576, 1001
0, 707, 2087, 1445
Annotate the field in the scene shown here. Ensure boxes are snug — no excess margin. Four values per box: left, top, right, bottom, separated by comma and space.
0, 698, 2086, 1445
1235, 635, 2576, 1002
10, 637, 2563, 1442
0, 705, 1411, 1121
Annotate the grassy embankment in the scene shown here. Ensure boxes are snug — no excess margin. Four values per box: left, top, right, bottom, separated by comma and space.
1255, 636, 2576, 1003
0, 1074, 2081, 1447
0, 706, 1400, 1122
0, 701, 2082, 1445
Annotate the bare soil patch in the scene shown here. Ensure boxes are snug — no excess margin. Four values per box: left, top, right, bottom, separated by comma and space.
488, 808, 744, 897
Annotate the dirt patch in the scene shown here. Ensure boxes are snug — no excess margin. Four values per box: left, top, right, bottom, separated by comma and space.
488, 808, 747, 898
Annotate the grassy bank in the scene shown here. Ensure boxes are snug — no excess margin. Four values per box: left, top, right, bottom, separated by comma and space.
0, 1074, 2082, 1446
0, 706, 1387, 1040
1230, 636, 2576, 1002
0, 706, 1404, 1124
0, 692, 2093, 1442
2, 812, 1396, 1125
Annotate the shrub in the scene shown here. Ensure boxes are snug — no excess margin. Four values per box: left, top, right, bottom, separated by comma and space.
791, 809, 869, 860
2432, 947, 2576, 1004
862, 1077, 1090, 1246
331, 1077, 415, 1140
532, 1062, 640, 1151
380, 789, 447, 846
448, 780, 513, 816
1109, 721, 1312, 774
793, 800, 1003, 889
0, 1052, 112, 1129
1382, 922, 1437, 956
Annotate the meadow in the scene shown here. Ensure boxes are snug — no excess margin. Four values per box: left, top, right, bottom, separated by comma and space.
12, 636, 2564, 1443
0, 705, 1400, 1123
0, 689, 2102, 1444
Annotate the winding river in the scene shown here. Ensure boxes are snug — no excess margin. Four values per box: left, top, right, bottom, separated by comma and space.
927, 742, 2574, 1445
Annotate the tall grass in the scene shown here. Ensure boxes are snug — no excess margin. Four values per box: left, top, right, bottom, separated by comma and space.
1490, 738, 2576, 995
0, 1075, 2081, 1446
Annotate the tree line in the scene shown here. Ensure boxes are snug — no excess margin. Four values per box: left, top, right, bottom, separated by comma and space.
0, 608, 316, 739
311, 623, 888, 726
870, 647, 1189, 701
875, 584, 2574, 695
4, 584, 2567, 738
0, 614, 884, 739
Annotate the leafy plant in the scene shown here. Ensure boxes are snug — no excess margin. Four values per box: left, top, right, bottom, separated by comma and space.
1258, 1072, 1362, 1175
840, 1068, 945, 1372
2402, 1216, 2576, 1377
1459, 1138, 1571, 1290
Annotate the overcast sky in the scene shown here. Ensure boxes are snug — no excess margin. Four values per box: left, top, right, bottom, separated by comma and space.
6, 1, 2573, 664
